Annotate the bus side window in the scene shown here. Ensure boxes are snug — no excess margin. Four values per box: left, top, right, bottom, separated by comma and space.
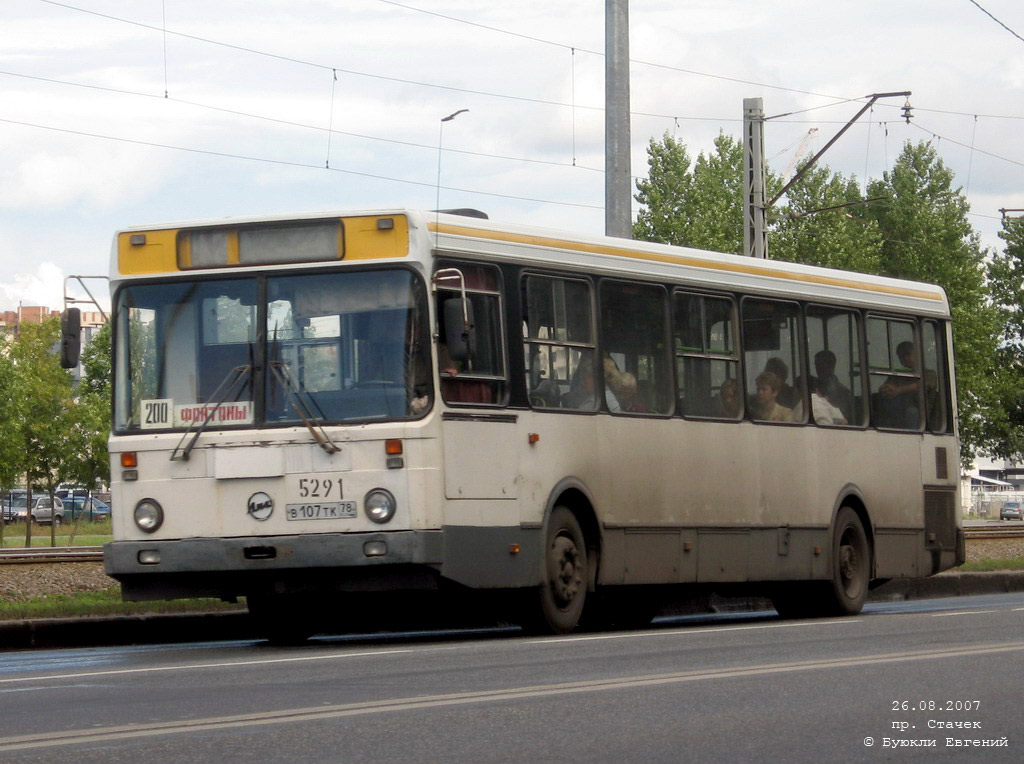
435, 262, 507, 406
867, 317, 922, 430
674, 292, 740, 419
600, 281, 671, 414
922, 320, 952, 433
523, 275, 595, 410
805, 306, 863, 426
741, 299, 804, 423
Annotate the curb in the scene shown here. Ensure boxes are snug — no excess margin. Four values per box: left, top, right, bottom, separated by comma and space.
2, 571, 1023, 650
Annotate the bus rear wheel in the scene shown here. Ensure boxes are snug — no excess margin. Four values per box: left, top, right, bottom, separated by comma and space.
827, 507, 871, 615
530, 507, 588, 634
771, 507, 871, 618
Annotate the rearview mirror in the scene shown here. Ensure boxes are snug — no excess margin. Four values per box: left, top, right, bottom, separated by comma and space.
443, 297, 475, 362
60, 308, 81, 369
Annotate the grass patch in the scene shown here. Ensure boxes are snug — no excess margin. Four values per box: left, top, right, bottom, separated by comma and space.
0, 589, 244, 621
0, 520, 112, 547
958, 557, 1024, 572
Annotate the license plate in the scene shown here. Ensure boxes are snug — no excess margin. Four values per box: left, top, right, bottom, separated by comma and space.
285, 502, 357, 521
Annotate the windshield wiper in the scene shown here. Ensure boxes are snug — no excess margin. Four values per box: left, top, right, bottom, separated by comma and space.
170, 365, 252, 461
269, 361, 341, 455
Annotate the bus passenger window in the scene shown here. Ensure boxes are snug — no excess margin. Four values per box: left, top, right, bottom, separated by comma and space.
435, 262, 507, 406
673, 292, 740, 419
523, 275, 596, 410
600, 281, 671, 414
867, 317, 922, 430
805, 306, 864, 426
742, 299, 804, 423
922, 320, 952, 433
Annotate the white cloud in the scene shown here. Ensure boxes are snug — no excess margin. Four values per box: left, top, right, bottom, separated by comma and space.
0, 262, 66, 312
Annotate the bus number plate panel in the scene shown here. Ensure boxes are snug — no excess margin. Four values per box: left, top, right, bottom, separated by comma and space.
292, 475, 345, 500
286, 502, 357, 521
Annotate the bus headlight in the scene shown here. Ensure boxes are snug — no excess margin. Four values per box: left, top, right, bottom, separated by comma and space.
364, 489, 396, 524
134, 499, 164, 533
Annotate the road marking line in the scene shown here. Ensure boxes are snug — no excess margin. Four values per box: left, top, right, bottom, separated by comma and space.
524, 618, 862, 645
2, 640, 1023, 752
931, 610, 998, 617
0, 648, 412, 685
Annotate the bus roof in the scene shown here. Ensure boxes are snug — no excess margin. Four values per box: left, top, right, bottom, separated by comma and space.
112, 208, 950, 318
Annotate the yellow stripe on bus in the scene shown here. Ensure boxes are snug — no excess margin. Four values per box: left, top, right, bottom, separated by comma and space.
430, 222, 944, 302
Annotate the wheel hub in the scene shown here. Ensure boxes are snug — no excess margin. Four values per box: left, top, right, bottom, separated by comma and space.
549, 536, 581, 607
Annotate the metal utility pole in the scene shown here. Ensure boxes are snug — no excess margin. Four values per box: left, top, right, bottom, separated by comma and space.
742, 91, 911, 259
605, 0, 631, 239
743, 97, 767, 258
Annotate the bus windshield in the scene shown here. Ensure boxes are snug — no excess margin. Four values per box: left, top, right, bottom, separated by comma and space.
114, 269, 431, 432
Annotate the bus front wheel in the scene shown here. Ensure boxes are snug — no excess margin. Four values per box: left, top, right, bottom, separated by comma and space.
247, 593, 314, 645
530, 506, 588, 634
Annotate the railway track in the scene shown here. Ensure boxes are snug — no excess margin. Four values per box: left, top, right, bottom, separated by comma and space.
963, 525, 1024, 539
0, 526, 1019, 565
0, 546, 104, 564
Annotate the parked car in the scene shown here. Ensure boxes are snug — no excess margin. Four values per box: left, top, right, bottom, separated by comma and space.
62, 496, 112, 521
0, 494, 65, 524
1000, 501, 1023, 521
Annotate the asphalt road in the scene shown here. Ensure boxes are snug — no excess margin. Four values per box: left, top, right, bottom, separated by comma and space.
0, 592, 1021, 764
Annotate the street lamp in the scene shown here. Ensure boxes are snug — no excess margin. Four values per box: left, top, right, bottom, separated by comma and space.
436, 109, 469, 214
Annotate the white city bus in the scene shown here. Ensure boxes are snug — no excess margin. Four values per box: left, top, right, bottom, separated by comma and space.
94, 208, 963, 639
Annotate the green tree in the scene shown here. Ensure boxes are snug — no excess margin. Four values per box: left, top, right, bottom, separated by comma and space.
866, 141, 1003, 462
980, 214, 1024, 460
633, 132, 748, 253
771, 166, 884, 273
0, 332, 25, 547
10, 318, 79, 546
66, 322, 112, 492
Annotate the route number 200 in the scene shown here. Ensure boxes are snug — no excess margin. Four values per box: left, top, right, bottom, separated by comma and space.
143, 400, 170, 426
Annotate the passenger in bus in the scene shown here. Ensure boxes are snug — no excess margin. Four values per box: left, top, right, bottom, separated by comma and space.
753, 370, 794, 422
808, 376, 848, 425
764, 357, 799, 409
877, 341, 921, 428
603, 357, 646, 412
563, 360, 619, 411
813, 350, 854, 421
713, 378, 741, 418
437, 342, 494, 404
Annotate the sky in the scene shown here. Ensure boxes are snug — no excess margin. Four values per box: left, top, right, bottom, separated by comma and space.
2, 0, 1024, 313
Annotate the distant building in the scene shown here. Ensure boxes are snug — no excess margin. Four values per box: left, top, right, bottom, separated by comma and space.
964, 455, 1024, 517
0, 305, 58, 333
1, 305, 104, 336
1, 305, 106, 383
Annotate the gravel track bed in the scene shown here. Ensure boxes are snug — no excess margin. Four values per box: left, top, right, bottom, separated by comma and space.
0, 562, 116, 603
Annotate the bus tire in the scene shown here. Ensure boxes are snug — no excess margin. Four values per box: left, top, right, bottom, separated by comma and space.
772, 507, 871, 618
532, 506, 588, 634
826, 506, 871, 615
247, 593, 314, 645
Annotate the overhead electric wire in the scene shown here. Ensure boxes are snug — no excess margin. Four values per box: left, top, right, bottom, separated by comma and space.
910, 121, 1024, 170
0, 115, 604, 210
968, 0, 1024, 44
0, 68, 605, 173
19, 0, 1024, 219
29, 0, 904, 113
